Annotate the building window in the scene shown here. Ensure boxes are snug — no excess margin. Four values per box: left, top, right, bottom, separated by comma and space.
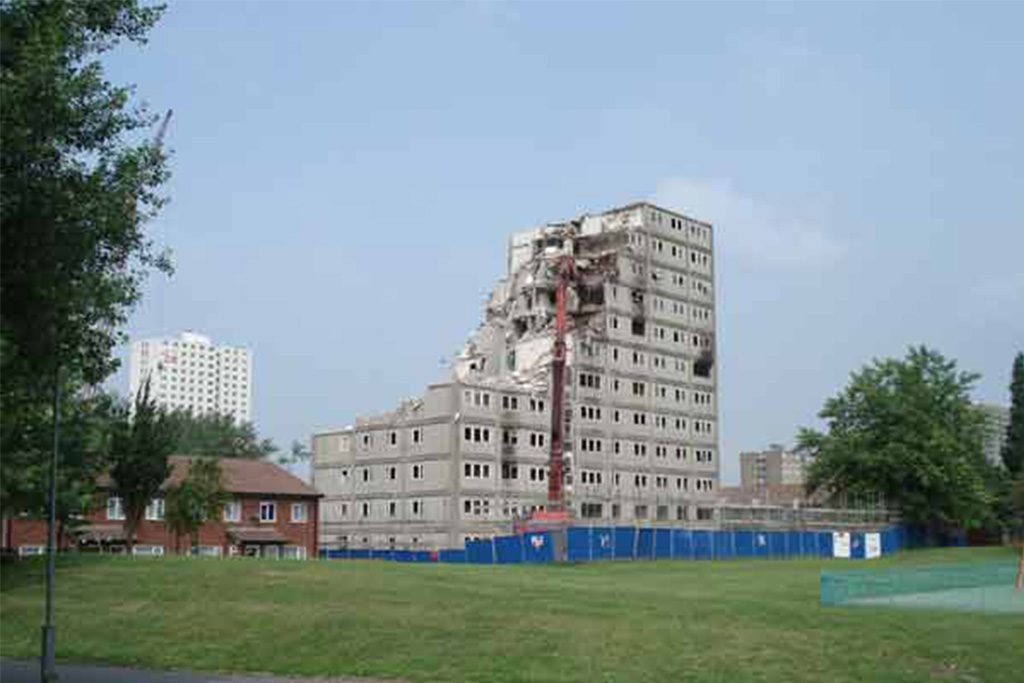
144, 498, 165, 521
106, 496, 125, 521
281, 546, 307, 560
291, 503, 308, 523
259, 501, 276, 523
412, 428, 422, 444
411, 464, 424, 480
132, 545, 165, 557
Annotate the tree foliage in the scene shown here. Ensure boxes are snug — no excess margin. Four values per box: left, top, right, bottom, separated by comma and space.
1002, 352, 1024, 475
0, 0, 169, 514
167, 411, 277, 459
164, 457, 227, 554
277, 439, 310, 466
800, 346, 991, 532
109, 381, 178, 551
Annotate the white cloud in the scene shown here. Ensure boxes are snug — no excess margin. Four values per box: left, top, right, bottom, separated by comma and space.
654, 178, 845, 270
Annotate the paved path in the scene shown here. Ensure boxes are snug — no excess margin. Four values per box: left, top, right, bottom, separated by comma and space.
0, 660, 402, 683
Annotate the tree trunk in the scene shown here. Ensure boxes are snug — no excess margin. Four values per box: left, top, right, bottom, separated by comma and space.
124, 510, 142, 553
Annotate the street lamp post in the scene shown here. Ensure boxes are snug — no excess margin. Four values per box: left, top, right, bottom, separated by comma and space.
41, 364, 60, 683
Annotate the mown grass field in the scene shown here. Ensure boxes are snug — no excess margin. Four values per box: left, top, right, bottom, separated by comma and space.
2, 547, 1022, 682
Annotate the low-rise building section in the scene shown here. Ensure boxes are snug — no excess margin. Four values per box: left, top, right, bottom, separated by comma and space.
5, 457, 319, 559
314, 201, 720, 551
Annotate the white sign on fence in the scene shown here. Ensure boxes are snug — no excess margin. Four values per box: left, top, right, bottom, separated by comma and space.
832, 532, 851, 558
865, 532, 881, 559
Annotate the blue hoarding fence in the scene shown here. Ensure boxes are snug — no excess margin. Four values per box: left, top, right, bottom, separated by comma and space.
320, 525, 909, 566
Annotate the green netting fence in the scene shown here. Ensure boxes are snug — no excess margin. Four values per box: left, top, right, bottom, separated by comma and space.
821, 561, 1024, 614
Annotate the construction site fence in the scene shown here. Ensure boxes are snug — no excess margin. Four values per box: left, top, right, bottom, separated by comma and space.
320, 525, 908, 565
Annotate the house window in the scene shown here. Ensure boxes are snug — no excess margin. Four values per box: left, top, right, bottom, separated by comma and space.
281, 546, 307, 560
106, 496, 125, 521
259, 501, 276, 523
223, 500, 241, 522
144, 498, 165, 521
291, 503, 308, 523
132, 545, 165, 557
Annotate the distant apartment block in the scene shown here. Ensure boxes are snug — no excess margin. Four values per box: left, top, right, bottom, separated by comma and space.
313, 202, 720, 551
739, 444, 811, 491
129, 331, 252, 423
978, 403, 1010, 467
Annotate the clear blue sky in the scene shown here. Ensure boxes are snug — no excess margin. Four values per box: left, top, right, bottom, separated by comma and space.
107, 1, 1023, 483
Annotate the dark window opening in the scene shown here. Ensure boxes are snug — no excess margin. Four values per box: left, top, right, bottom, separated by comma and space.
694, 349, 714, 378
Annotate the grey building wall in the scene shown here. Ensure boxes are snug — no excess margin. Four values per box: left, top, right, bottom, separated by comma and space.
739, 445, 811, 490
313, 202, 720, 550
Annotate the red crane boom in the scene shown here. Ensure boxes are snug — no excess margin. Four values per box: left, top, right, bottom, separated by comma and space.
547, 255, 575, 511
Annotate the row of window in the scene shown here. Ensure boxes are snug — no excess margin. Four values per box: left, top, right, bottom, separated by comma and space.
105, 497, 307, 524
581, 342, 711, 380
646, 209, 711, 245
331, 499, 429, 521
629, 232, 711, 272
361, 427, 425, 450
609, 315, 712, 349
581, 502, 714, 521
577, 408, 714, 434
609, 285, 713, 317
467, 390, 546, 414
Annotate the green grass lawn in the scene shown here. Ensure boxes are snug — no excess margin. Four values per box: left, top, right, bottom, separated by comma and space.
2, 547, 1022, 682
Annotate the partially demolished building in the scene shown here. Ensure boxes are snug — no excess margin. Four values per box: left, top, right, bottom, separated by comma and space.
312, 202, 719, 551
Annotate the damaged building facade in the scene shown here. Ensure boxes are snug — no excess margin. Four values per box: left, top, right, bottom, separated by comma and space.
312, 202, 719, 551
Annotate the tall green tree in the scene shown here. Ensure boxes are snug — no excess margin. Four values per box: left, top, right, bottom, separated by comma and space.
0, 0, 170, 515
109, 381, 178, 551
800, 346, 991, 534
1002, 352, 1024, 475
168, 411, 278, 459
164, 457, 227, 554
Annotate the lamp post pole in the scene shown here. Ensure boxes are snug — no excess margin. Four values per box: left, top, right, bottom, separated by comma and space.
41, 362, 60, 683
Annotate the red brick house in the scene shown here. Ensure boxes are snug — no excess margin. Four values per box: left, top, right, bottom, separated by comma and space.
3, 456, 321, 559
